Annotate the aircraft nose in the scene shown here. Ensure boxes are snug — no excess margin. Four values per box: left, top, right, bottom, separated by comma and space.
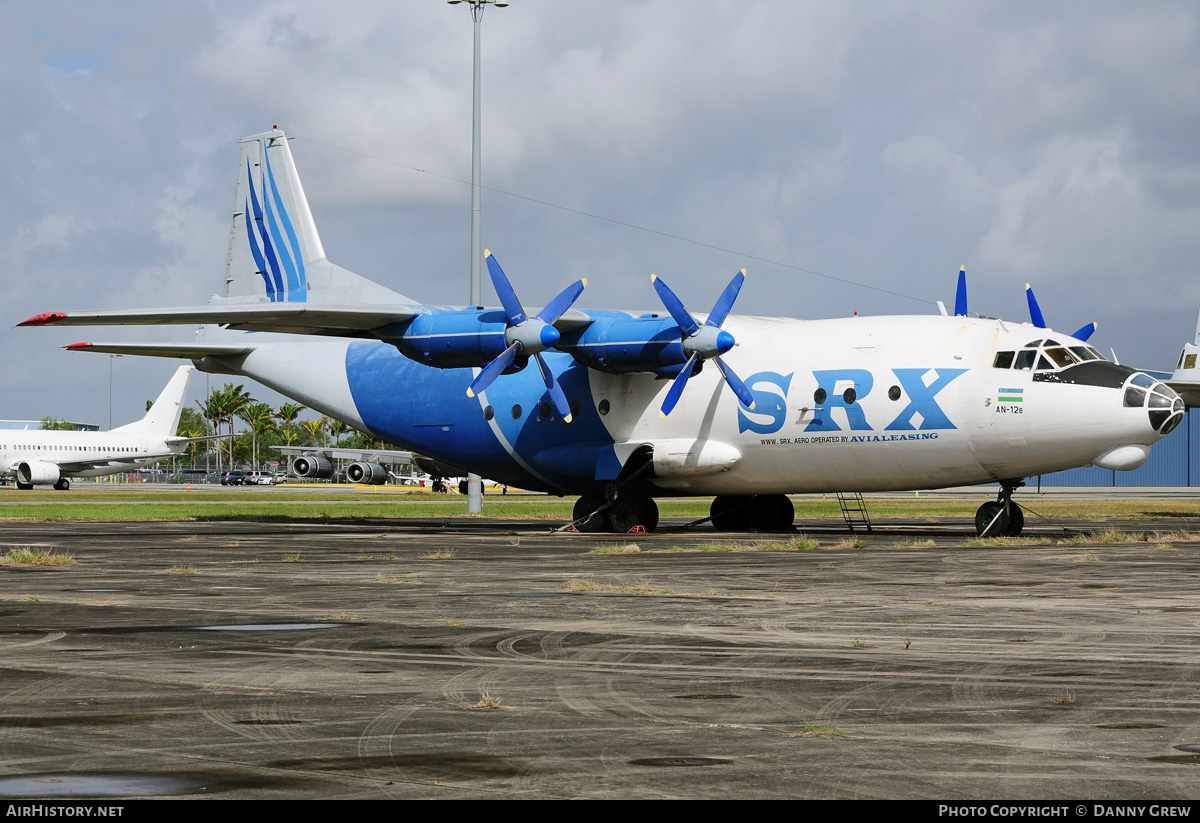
1147, 382, 1185, 436
1123, 373, 1184, 437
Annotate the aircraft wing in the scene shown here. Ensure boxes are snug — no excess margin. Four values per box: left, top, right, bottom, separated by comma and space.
20, 303, 420, 338
273, 446, 414, 463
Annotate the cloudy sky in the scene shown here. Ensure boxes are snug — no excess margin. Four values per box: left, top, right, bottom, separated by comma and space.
4, 0, 1199, 428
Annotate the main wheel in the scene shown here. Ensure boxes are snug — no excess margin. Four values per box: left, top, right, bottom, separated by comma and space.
1004, 504, 1024, 537
53, 478, 70, 491
608, 495, 646, 533
711, 495, 751, 531
641, 497, 660, 533
975, 501, 1010, 537
573, 495, 610, 533
750, 494, 794, 531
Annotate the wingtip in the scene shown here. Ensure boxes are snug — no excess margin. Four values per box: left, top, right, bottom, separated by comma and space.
64, 342, 93, 350
18, 312, 67, 327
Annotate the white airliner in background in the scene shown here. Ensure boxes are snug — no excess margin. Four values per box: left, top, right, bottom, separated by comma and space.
19, 128, 1190, 534
0, 366, 193, 490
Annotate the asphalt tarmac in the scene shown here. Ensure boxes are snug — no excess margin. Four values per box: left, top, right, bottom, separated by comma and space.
2, 511, 1200, 799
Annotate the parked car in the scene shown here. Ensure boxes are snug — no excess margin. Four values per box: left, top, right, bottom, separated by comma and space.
272, 473, 288, 484
245, 471, 276, 485
220, 471, 246, 486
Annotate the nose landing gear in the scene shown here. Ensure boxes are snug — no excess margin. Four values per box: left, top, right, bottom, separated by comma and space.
975, 480, 1025, 537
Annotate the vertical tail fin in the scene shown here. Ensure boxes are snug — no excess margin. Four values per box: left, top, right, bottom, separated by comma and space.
223, 128, 411, 305
111, 366, 192, 435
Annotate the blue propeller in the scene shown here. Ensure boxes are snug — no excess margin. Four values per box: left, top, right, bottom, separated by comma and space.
1024, 283, 1097, 342
650, 269, 756, 417
954, 266, 968, 317
466, 250, 585, 423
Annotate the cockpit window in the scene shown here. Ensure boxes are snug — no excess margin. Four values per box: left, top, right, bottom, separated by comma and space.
1014, 350, 1036, 370
1187, 354, 1198, 370
1124, 387, 1146, 408
1044, 347, 1079, 368
1130, 373, 1154, 389
1024, 339, 1043, 348
1069, 346, 1101, 362
1036, 355, 1054, 371
993, 351, 1015, 369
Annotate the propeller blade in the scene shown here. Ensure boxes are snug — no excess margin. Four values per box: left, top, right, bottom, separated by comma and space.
1072, 322, 1098, 342
659, 352, 700, 418
533, 353, 573, 422
466, 341, 521, 399
535, 278, 587, 325
1025, 283, 1046, 329
954, 266, 967, 317
706, 269, 746, 328
484, 250, 527, 325
651, 274, 701, 337
713, 356, 756, 409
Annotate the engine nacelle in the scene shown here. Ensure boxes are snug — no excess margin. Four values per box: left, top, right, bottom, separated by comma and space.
17, 461, 61, 486
291, 455, 334, 479
558, 314, 691, 374
385, 310, 512, 369
345, 461, 388, 484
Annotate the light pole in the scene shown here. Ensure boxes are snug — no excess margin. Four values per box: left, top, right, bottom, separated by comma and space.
108, 354, 122, 429
448, 0, 507, 514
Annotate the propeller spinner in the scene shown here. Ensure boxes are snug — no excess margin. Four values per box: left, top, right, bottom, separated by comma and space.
650, 269, 756, 417
466, 250, 585, 423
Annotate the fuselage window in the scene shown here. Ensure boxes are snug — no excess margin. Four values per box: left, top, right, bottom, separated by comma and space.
1187, 354, 1198, 370
1014, 350, 1036, 370
993, 351, 1015, 369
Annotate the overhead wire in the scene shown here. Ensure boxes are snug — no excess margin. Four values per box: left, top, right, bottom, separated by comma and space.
291, 134, 935, 306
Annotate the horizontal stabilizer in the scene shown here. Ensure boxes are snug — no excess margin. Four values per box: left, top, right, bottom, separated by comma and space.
23, 302, 419, 337
63, 342, 254, 359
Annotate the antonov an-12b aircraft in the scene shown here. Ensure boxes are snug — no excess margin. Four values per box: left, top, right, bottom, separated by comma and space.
0, 366, 194, 490
20, 129, 1188, 534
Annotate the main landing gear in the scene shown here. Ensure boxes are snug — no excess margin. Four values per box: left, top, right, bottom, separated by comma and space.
572, 492, 659, 534
975, 480, 1025, 537
710, 494, 795, 532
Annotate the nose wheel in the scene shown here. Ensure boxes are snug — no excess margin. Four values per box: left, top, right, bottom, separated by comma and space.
975, 481, 1025, 537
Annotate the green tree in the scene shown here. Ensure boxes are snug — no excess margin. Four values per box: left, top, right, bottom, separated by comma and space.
39, 417, 76, 431
238, 402, 276, 469
212, 384, 254, 469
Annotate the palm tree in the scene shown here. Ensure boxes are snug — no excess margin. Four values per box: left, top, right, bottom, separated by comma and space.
197, 394, 225, 473
302, 418, 325, 447
329, 419, 350, 447
238, 402, 276, 469
214, 384, 254, 469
